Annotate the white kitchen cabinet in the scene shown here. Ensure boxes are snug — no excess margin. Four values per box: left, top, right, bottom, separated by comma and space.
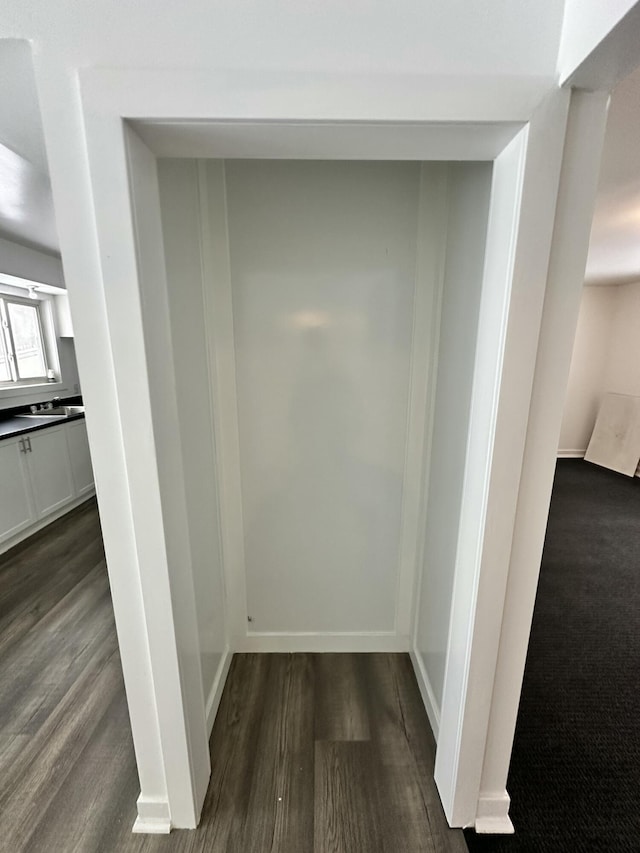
0, 417, 95, 553
25, 425, 76, 519
0, 436, 36, 545
66, 419, 94, 497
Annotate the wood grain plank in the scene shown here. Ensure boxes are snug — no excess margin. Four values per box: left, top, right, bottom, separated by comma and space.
314, 653, 370, 741
365, 654, 468, 853
240, 654, 314, 853
0, 501, 103, 657
21, 686, 143, 853
314, 740, 384, 853
0, 565, 117, 739
190, 653, 272, 853
0, 652, 125, 850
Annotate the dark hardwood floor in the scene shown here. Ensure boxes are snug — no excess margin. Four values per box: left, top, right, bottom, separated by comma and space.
0, 501, 466, 852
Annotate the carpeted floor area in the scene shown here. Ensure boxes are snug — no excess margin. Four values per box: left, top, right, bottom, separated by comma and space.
465, 459, 640, 853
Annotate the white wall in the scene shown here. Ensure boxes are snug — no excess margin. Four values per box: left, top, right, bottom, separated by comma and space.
225, 160, 419, 636
157, 159, 226, 714
157, 158, 494, 656
559, 280, 640, 454
605, 281, 640, 395
0, 235, 63, 287
415, 163, 493, 724
2, 2, 563, 82
558, 286, 616, 453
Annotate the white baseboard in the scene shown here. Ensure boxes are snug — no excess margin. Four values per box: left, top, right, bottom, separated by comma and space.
409, 649, 441, 741
0, 490, 96, 556
132, 795, 171, 834
132, 817, 172, 834
205, 646, 232, 736
233, 631, 411, 653
474, 790, 514, 834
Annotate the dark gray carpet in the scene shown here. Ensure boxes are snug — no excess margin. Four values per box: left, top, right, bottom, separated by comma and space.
465, 459, 640, 853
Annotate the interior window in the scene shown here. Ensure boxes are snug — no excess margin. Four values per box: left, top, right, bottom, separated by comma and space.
0, 295, 50, 386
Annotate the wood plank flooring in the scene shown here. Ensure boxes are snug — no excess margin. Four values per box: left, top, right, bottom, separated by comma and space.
0, 501, 466, 852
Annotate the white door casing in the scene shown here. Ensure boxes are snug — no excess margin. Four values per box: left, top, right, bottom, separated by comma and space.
27, 58, 590, 831
475, 88, 611, 833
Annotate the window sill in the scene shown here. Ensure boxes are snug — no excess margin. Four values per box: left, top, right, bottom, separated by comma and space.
0, 381, 69, 401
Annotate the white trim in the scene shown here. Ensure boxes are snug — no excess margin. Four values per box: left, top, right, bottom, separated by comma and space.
395, 164, 449, 638
0, 272, 65, 294
132, 818, 171, 835
71, 65, 580, 834
435, 124, 529, 828
205, 647, 232, 737
81, 68, 550, 128
0, 491, 95, 556
557, 449, 585, 458
0, 380, 69, 402
125, 129, 211, 823
474, 791, 514, 835
197, 161, 248, 643
476, 91, 611, 819
435, 89, 572, 828
410, 649, 441, 741
135, 119, 522, 162
79, 115, 207, 829
132, 795, 171, 835
38, 62, 172, 833
235, 632, 411, 653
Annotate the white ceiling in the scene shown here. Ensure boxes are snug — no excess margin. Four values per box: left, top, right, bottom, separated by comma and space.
0, 141, 59, 254
0, 40, 59, 255
586, 65, 640, 285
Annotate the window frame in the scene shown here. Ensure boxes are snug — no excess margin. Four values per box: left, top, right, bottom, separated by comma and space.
0, 285, 64, 400
0, 293, 51, 386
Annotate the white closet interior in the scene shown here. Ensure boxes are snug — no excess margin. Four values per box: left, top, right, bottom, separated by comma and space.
156, 157, 492, 736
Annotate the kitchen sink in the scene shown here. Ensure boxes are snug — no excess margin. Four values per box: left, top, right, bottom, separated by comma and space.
17, 406, 85, 419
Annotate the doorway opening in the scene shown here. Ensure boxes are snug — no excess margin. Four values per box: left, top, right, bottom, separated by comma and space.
154, 155, 493, 819
80, 84, 569, 830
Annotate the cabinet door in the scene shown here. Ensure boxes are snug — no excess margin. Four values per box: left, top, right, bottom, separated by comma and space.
66, 420, 94, 497
0, 437, 35, 544
26, 426, 76, 519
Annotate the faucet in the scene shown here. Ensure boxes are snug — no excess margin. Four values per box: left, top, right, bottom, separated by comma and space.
35, 397, 60, 412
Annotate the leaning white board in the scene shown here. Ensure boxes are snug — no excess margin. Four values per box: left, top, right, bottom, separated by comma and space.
585, 392, 640, 477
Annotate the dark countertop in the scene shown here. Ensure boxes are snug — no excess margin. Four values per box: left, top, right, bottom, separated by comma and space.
0, 396, 85, 442
0, 411, 86, 442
